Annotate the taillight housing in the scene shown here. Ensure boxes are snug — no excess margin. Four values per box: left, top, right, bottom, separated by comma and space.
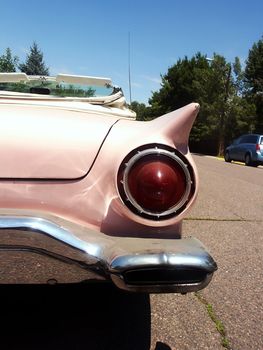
117, 144, 195, 220
256, 143, 260, 151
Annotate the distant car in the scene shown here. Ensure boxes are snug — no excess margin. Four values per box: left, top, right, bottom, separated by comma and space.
225, 134, 263, 167
0, 72, 217, 293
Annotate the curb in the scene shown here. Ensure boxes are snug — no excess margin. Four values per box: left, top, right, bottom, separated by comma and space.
194, 154, 263, 168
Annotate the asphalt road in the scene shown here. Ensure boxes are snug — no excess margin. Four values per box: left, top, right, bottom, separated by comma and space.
0, 155, 262, 350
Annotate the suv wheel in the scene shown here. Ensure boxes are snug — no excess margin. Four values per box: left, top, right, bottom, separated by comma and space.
224, 151, 231, 162
245, 153, 252, 166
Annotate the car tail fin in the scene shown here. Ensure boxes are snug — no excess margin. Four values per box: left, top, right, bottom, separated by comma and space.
150, 103, 200, 151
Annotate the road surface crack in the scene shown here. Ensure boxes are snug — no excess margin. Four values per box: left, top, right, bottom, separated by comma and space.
185, 217, 262, 222
194, 292, 233, 350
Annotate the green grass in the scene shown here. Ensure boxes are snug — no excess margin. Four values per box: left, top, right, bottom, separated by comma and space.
195, 292, 232, 349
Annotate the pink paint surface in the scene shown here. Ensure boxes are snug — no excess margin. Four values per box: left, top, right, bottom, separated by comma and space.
0, 100, 199, 238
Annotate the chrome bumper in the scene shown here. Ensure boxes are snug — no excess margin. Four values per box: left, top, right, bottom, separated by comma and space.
0, 211, 217, 293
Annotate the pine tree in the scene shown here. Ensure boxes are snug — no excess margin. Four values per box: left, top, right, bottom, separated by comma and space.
19, 42, 49, 76
245, 37, 263, 132
0, 48, 18, 72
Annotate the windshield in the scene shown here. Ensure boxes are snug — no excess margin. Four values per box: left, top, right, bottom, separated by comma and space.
0, 81, 114, 97
0, 73, 115, 98
0, 73, 135, 118
0, 80, 114, 98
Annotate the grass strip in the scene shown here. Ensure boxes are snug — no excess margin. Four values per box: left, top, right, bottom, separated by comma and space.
195, 292, 232, 349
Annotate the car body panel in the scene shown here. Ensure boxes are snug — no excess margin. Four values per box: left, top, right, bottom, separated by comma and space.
0, 103, 121, 179
0, 73, 217, 293
0, 103, 199, 234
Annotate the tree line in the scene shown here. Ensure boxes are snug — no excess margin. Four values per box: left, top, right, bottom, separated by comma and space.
131, 37, 263, 155
1, 38, 262, 155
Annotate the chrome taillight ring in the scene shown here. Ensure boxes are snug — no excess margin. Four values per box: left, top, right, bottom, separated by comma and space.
118, 145, 194, 220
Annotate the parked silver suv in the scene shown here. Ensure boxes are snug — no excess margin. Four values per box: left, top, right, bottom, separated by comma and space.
225, 134, 263, 167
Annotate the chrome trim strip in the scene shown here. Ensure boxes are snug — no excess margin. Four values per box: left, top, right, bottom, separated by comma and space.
0, 211, 217, 292
0, 216, 103, 262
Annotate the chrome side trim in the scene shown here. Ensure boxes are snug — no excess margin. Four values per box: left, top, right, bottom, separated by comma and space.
0, 211, 217, 293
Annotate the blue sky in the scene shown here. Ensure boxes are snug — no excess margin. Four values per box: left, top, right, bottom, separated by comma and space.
0, 0, 262, 103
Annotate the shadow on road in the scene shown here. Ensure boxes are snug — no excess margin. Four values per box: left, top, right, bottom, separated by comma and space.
154, 342, 172, 350
0, 283, 151, 350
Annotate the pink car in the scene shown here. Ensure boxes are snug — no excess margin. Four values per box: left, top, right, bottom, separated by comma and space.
0, 73, 217, 293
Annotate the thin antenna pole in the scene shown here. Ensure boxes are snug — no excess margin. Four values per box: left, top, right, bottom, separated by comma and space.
128, 32, 132, 104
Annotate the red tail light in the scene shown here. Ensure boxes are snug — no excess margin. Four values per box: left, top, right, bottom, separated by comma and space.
118, 145, 195, 220
256, 144, 260, 151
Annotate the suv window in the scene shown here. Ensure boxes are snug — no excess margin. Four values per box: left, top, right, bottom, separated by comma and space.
240, 135, 258, 144
239, 136, 247, 143
233, 138, 241, 145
